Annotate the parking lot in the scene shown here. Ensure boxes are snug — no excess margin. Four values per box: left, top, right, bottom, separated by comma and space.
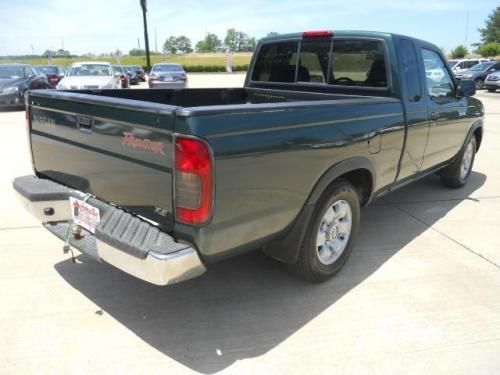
0, 79, 499, 374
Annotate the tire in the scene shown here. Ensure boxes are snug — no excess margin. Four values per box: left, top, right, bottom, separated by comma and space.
440, 136, 476, 188
487, 88, 496, 93
289, 179, 360, 282
475, 79, 484, 90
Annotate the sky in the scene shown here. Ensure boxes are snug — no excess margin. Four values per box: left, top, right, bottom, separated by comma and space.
0, 0, 497, 56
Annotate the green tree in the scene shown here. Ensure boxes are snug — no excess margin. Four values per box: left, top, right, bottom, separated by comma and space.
477, 42, 500, 57
176, 36, 193, 54
129, 48, 146, 56
224, 29, 257, 52
196, 33, 221, 52
450, 45, 468, 59
164, 36, 193, 54
224, 28, 238, 51
478, 6, 500, 44
163, 36, 179, 54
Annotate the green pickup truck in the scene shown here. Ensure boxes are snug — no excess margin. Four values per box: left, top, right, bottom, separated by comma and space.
14, 30, 484, 285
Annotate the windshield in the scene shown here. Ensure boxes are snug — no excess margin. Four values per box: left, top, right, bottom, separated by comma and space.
67, 64, 112, 77
152, 65, 184, 73
0, 66, 25, 79
37, 66, 58, 74
470, 62, 493, 71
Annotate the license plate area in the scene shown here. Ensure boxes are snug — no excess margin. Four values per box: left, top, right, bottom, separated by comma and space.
69, 197, 100, 233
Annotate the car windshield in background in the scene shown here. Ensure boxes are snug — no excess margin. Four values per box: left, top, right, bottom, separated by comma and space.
113, 66, 124, 73
447, 60, 458, 67
37, 66, 58, 74
0, 66, 25, 79
470, 62, 493, 71
67, 65, 112, 77
153, 65, 184, 73
252, 38, 388, 87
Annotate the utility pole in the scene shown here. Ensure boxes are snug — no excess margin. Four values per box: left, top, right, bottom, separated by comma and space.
137, 38, 141, 51
464, 11, 469, 51
61, 36, 64, 51
140, 0, 151, 71
155, 26, 158, 53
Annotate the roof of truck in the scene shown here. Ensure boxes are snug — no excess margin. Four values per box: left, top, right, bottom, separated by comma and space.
262, 30, 394, 42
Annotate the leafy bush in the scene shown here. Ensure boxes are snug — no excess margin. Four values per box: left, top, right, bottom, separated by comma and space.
450, 45, 468, 59
477, 43, 500, 57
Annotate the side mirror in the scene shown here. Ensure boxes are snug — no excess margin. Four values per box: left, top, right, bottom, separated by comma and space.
457, 79, 476, 97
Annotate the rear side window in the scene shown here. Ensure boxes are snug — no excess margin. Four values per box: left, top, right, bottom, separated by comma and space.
330, 40, 387, 87
252, 38, 388, 88
251, 42, 298, 82
398, 39, 422, 102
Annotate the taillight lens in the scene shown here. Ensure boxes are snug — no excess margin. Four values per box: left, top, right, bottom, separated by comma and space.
175, 136, 213, 225
150, 73, 157, 80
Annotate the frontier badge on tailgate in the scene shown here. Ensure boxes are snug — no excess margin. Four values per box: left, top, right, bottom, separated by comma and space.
122, 132, 165, 155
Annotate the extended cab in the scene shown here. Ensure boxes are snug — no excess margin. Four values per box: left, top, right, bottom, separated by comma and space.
14, 31, 484, 285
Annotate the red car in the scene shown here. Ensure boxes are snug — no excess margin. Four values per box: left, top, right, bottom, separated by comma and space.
112, 65, 129, 88
35, 65, 65, 88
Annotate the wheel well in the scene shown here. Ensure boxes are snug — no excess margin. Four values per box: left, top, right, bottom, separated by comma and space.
473, 127, 483, 152
337, 169, 373, 206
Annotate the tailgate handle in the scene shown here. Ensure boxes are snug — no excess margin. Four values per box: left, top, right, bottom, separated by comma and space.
76, 115, 94, 133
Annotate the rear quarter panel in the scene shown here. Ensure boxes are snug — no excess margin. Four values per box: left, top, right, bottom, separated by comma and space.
174, 99, 405, 261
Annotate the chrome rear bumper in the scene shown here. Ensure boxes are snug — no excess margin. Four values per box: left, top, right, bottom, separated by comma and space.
13, 175, 206, 285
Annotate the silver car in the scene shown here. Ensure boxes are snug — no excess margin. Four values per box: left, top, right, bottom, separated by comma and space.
148, 63, 187, 89
485, 70, 500, 92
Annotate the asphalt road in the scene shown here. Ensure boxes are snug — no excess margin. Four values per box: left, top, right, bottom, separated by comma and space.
0, 82, 499, 374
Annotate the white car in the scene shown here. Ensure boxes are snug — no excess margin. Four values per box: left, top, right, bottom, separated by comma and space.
57, 62, 120, 90
447, 58, 490, 75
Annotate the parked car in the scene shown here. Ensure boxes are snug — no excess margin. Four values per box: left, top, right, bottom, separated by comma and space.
35, 65, 65, 88
16, 30, 483, 286
484, 70, 500, 92
57, 62, 120, 90
447, 58, 490, 74
0, 64, 49, 108
112, 65, 129, 88
454, 61, 500, 89
124, 66, 139, 85
149, 63, 187, 88
131, 65, 146, 81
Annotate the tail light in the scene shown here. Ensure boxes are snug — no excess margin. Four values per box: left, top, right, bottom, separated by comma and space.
180, 73, 187, 81
175, 136, 213, 225
150, 73, 157, 80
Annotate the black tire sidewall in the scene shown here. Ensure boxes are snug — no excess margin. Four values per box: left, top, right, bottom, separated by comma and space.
303, 181, 360, 279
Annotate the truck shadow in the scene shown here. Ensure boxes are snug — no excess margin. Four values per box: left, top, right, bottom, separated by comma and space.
54, 172, 486, 374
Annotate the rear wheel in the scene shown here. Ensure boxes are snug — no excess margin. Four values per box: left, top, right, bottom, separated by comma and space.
475, 79, 484, 90
487, 88, 497, 93
289, 180, 360, 282
441, 136, 476, 188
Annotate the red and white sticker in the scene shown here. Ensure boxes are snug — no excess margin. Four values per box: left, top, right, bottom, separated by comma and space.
69, 197, 100, 234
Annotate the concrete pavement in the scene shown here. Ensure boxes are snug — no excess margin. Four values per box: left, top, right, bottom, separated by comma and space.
0, 86, 499, 374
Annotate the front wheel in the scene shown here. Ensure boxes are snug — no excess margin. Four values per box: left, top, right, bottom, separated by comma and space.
475, 79, 484, 90
289, 179, 360, 282
441, 136, 476, 188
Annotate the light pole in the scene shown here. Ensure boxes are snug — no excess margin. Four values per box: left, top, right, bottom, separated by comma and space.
140, 0, 151, 71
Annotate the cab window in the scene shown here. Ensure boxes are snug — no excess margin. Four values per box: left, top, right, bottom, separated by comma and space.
421, 49, 454, 100
251, 42, 299, 83
297, 41, 330, 83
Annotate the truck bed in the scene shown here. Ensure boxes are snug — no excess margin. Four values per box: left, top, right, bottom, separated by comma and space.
27, 88, 401, 236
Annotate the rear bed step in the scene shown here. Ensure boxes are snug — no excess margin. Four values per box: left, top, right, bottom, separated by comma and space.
13, 175, 206, 285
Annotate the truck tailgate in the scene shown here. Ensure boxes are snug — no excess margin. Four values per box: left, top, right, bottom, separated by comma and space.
28, 90, 178, 230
